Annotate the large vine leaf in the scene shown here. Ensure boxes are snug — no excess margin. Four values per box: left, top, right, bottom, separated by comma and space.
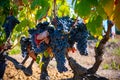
96, 4, 107, 19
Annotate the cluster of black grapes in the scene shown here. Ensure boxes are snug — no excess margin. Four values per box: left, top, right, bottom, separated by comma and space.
28, 21, 54, 54
69, 21, 89, 55
53, 16, 89, 55
49, 30, 69, 73
20, 16, 89, 73
20, 36, 32, 57
2, 15, 20, 39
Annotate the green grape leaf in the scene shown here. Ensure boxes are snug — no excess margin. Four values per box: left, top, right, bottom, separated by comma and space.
40, 0, 49, 8
31, 0, 39, 10
36, 54, 42, 64
15, 19, 31, 31
0, 27, 6, 45
75, 0, 91, 17
22, 0, 27, 5
96, 4, 107, 19
0, 15, 5, 25
35, 7, 49, 20
89, 0, 98, 6
44, 51, 49, 58
87, 15, 103, 36
36, 56, 40, 64
31, 0, 49, 10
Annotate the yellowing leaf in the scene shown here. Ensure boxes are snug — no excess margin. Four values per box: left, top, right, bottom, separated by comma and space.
113, 0, 120, 29
101, 0, 114, 18
114, 14, 120, 30
57, 1, 70, 17
58, 4, 70, 17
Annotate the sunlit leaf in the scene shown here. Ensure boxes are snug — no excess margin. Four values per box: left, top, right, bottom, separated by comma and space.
39, 62, 44, 69
101, 0, 114, 18
15, 19, 29, 31
36, 54, 42, 64
31, 0, 40, 10
35, 7, 49, 20
58, 2, 70, 17
40, 0, 49, 8
0, 27, 6, 45
96, 4, 107, 19
87, 15, 103, 36
113, 0, 120, 30
44, 51, 49, 58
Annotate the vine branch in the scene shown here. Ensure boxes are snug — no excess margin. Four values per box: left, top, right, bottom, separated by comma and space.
88, 20, 114, 74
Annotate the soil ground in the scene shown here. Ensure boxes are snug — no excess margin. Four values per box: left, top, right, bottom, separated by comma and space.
3, 35, 120, 80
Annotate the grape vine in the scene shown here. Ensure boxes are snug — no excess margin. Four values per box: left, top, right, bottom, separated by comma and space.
20, 16, 89, 74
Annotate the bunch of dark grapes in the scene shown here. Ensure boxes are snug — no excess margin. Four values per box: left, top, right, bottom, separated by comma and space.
54, 16, 89, 56
20, 36, 32, 57
49, 30, 69, 73
28, 21, 54, 54
51, 17, 75, 72
2, 15, 20, 39
28, 28, 40, 53
69, 21, 89, 55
